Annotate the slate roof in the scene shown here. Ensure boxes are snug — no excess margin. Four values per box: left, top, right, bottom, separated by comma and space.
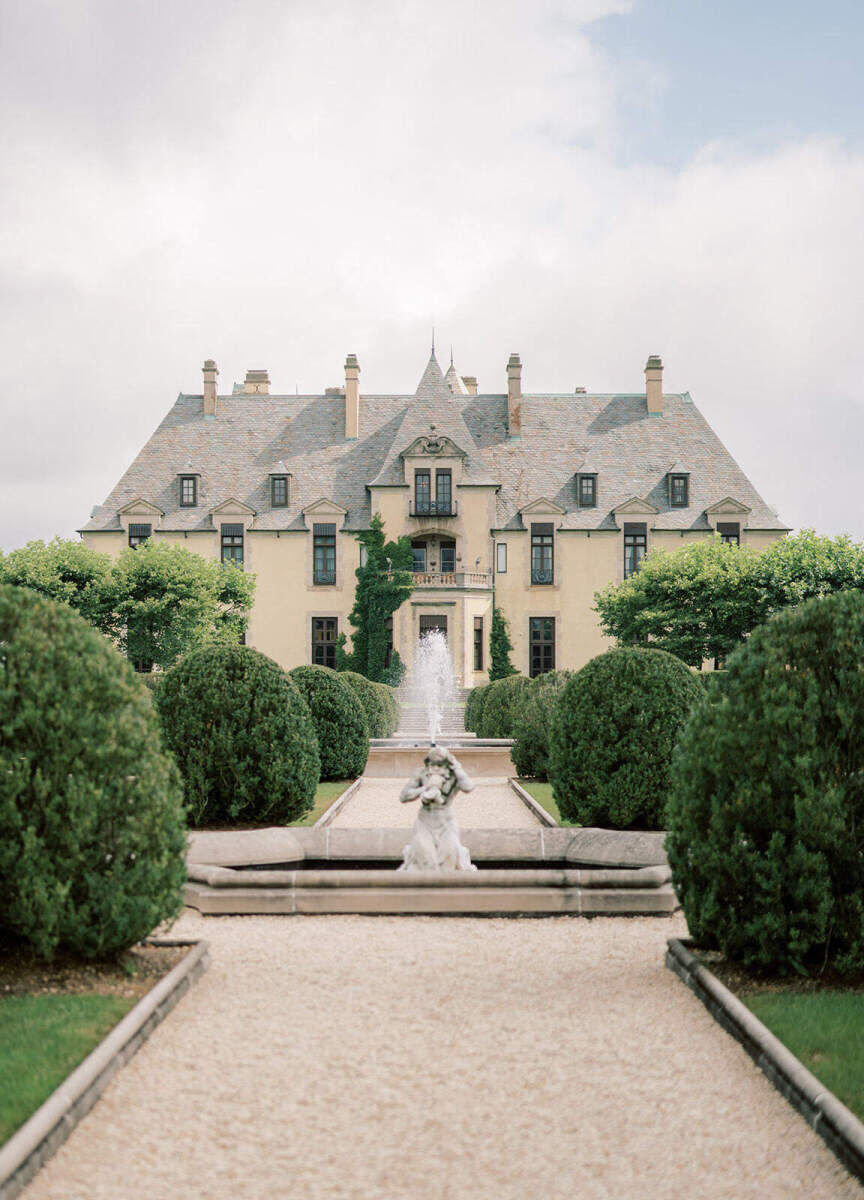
82, 352, 787, 534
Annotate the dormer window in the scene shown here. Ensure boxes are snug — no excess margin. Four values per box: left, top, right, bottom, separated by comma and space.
578, 473, 597, 508
128, 523, 151, 548
179, 475, 198, 507
271, 475, 289, 508
669, 474, 689, 508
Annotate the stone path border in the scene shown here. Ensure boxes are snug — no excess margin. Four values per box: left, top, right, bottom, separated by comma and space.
0, 938, 209, 1200
666, 937, 864, 1185
312, 778, 361, 827
508, 778, 558, 826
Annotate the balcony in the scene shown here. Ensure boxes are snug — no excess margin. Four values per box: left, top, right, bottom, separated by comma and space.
409, 499, 459, 519
412, 570, 492, 590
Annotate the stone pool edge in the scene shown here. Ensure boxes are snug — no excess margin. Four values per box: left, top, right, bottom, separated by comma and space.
0, 938, 210, 1200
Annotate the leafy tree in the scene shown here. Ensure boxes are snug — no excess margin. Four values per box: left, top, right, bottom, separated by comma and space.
113, 541, 255, 671
0, 538, 118, 637
594, 530, 864, 668
489, 605, 517, 680
336, 514, 413, 684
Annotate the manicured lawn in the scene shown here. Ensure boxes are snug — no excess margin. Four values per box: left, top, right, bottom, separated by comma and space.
745, 991, 864, 1121
291, 779, 356, 826
0, 994, 134, 1144
515, 780, 577, 826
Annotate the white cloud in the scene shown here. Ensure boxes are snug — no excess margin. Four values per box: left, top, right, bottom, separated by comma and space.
2, 0, 863, 545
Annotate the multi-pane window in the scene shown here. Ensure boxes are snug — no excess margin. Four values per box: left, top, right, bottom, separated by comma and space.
313, 523, 336, 584
623, 522, 647, 579
530, 523, 554, 584
419, 614, 447, 639
414, 471, 431, 515
271, 475, 289, 508
440, 540, 456, 573
435, 470, 452, 515
179, 475, 197, 506
221, 523, 244, 567
473, 617, 484, 671
496, 542, 507, 573
411, 540, 427, 572
718, 522, 740, 546
670, 474, 689, 508
529, 617, 555, 678
312, 617, 337, 668
128, 523, 151, 548
578, 474, 597, 507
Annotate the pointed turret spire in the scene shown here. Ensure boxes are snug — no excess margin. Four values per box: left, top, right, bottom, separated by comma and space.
444, 349, 468, 396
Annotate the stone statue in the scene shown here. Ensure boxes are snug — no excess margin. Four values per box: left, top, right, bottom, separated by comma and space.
399, 745, 477, 872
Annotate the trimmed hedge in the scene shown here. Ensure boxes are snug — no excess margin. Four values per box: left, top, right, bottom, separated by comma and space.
376, 683, 400, 736
290, 665, 369, 780
549, 648, 702, 829
478, 674, 529, 738
340, 671, 389, 737
464, 684, 489, 734
668, 591, 864, 976
156, 644, 320, 827
0, 586, 186, 960
511, 670, 572, 779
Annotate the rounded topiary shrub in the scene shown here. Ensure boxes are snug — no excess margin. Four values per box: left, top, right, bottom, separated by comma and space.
549, 647, 702, 829
478, 675, 529, 738
511, 670, 572, 779
156, 644, 320, 827
464, 684, 489, 734
290, 665, 369, 780
668, 591, 864, 977
0, 586, 186, 960
340, 671, 387, 737
376, 683, 400, 736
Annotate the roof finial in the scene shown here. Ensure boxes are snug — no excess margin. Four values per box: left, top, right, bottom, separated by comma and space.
431, 326, 435, 356
450, 345, 454, 367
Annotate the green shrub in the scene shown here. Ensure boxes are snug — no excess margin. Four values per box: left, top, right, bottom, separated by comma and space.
464, 684, 489, 734
0, 586, 186, 960
549, 648, 702, 829
340, 671, 388, 737
290, 666, 369, 780
375, 683, 400, 735
156, 644, 319, 827
511, 670, 572, 778
667, 591, 864, 977
478, 674, 529, 738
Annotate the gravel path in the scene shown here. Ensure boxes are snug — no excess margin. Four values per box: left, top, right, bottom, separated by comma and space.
23, 912, 859, 1200
329, 777, 539, 828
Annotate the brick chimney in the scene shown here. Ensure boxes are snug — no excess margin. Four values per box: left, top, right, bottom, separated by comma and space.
203, 359, 218, 416
244, 369, 270, 394
507, 353, 522, 436
345, 353, 360, 439
462, 375, 478, 395
645, 355, 663, 414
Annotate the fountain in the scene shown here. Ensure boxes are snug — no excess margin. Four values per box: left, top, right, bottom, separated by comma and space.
397, 629, 460, 743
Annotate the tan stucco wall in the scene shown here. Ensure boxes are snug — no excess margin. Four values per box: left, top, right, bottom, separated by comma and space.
84, 499, 786, 681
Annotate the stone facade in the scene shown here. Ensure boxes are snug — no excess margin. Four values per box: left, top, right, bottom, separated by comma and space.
81, 348, 787, 683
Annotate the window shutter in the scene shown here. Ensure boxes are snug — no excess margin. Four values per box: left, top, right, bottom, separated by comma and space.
717, 522, 740, 537
531, 522, 554, 536
129, 524, 151, 538
221, 523, 243, 537
313, 523, 336, 536
623, 522, 647, 536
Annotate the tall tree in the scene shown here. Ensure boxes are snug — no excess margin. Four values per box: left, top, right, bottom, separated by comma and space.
0, 538, 118, 636
337, 514, 413, 683
489, 604, 517, 680
594, 529, 864, 667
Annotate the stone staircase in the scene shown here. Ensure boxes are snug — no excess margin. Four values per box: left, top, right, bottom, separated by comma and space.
395, 700, 468, 738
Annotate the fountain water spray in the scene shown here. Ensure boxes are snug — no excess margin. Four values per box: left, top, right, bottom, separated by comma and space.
398, 629, 458, 744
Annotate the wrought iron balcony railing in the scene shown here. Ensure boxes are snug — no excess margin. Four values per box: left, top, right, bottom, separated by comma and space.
313, 570, 337, 586
530, 568, 554, 585
409, 499, 458, 518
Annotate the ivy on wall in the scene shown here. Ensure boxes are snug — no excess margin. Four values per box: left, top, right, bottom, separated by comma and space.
336, 514, 414, 684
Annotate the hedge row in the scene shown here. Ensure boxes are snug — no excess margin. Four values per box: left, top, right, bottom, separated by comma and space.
510, 670, 571, 779
477, 674, 529, 738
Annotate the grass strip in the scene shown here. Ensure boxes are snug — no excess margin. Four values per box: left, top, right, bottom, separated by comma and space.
745, 991, 864, 1122
0, 993, 134, 1144
514, 780, 577, 826
291, 779, 356, 826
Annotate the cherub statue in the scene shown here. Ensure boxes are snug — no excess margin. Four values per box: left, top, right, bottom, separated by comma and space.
398, 745, 476, 872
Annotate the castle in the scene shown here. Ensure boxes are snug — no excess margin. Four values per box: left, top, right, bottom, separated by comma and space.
81, 348, 787, 682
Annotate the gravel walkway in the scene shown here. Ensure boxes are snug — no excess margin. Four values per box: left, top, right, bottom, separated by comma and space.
23, 912, 859, 1200
329, 777, 539, 828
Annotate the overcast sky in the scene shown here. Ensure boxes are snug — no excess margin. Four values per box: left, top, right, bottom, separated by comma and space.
2, 0, 863, 548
